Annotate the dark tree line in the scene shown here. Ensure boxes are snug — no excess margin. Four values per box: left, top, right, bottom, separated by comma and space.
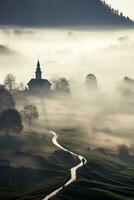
0, 86, 23, 135
101, 0, 133, 24
0, 0, 133, 27
0, 109, 23, 135
0, 85, 39, 134
0, 85, 15, 113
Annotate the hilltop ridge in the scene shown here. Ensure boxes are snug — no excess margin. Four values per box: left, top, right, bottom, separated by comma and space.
0, 0, 133, 27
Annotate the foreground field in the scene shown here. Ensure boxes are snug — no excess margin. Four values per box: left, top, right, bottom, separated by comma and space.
54, 151, 134, 200
53, 128, 134, 200
0, 127, 134, 200
0, 130, 79, 200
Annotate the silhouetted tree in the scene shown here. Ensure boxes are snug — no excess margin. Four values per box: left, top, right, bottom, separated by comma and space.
0, 85, 15, 113
0, 109, 23, 135
52, 78, 71, 96
21, 105, 39, 131
4, 74, 16, 91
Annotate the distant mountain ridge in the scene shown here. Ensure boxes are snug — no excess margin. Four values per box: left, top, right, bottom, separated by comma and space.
0, 0, 133, 27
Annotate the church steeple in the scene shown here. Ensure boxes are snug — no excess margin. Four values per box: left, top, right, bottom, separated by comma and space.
35, 60, 42, 80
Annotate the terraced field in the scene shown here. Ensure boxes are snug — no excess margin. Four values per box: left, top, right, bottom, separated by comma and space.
0, 131, 78, 200
0, 127, 134, 200
54, 152, 134, 200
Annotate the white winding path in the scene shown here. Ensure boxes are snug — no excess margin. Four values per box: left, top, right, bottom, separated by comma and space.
42, 131, 87, 200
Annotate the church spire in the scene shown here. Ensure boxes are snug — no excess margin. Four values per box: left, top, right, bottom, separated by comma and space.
35, 60, 42, 80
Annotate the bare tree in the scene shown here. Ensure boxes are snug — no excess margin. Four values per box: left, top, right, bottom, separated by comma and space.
4, 74, 16, 91
21, 105, 39, 131
52, 78, 71, 96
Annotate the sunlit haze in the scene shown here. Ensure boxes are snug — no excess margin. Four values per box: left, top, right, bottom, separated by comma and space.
0, 28, 134, 92
0, 1, 134, 200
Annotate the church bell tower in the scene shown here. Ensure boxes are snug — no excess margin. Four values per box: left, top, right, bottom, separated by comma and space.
35, 60, 42, 80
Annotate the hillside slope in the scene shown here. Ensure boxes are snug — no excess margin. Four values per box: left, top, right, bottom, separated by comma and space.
0, 0, 133, 27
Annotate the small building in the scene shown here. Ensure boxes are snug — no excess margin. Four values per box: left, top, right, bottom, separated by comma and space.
85, 74, 98, 90
27, 60, 52, 95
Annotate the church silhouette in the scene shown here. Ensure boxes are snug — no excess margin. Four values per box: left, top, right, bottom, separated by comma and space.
27, 60, 52, 95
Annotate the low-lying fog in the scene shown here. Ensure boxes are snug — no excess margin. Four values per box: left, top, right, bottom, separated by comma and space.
35, 92, 134, 149
1, 27, 134, 149
0, 27, 134, 91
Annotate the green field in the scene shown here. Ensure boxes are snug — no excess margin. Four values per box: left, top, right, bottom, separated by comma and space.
0, 126, 134, 200
53, 128, 134, 200
0, 130, 79, 200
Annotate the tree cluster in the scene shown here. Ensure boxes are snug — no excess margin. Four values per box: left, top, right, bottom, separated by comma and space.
21, 105, 39, 131
101, 0, 133, 25
0, 86, 23, 135
0, 109, 23, 135
52, 78, 71, 96
0, 85, 15, 113
0, 0, 133, 26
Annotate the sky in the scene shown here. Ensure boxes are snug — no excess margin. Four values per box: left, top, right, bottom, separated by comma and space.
106, 0, 134, 19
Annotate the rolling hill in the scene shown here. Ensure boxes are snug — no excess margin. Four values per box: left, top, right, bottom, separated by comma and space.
0, 0, 133, 27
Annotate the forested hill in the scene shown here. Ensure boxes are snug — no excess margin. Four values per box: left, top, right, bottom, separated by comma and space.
0, 0, 133, 27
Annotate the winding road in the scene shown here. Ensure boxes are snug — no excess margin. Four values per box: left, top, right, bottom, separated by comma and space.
43, 131, 87, 200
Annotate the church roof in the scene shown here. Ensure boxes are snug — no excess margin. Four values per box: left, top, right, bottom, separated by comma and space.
28, 78, 52, 86
86, 74, 97, 79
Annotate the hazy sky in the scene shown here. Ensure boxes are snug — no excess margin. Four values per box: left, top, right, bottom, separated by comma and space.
106, 0, 134, 19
